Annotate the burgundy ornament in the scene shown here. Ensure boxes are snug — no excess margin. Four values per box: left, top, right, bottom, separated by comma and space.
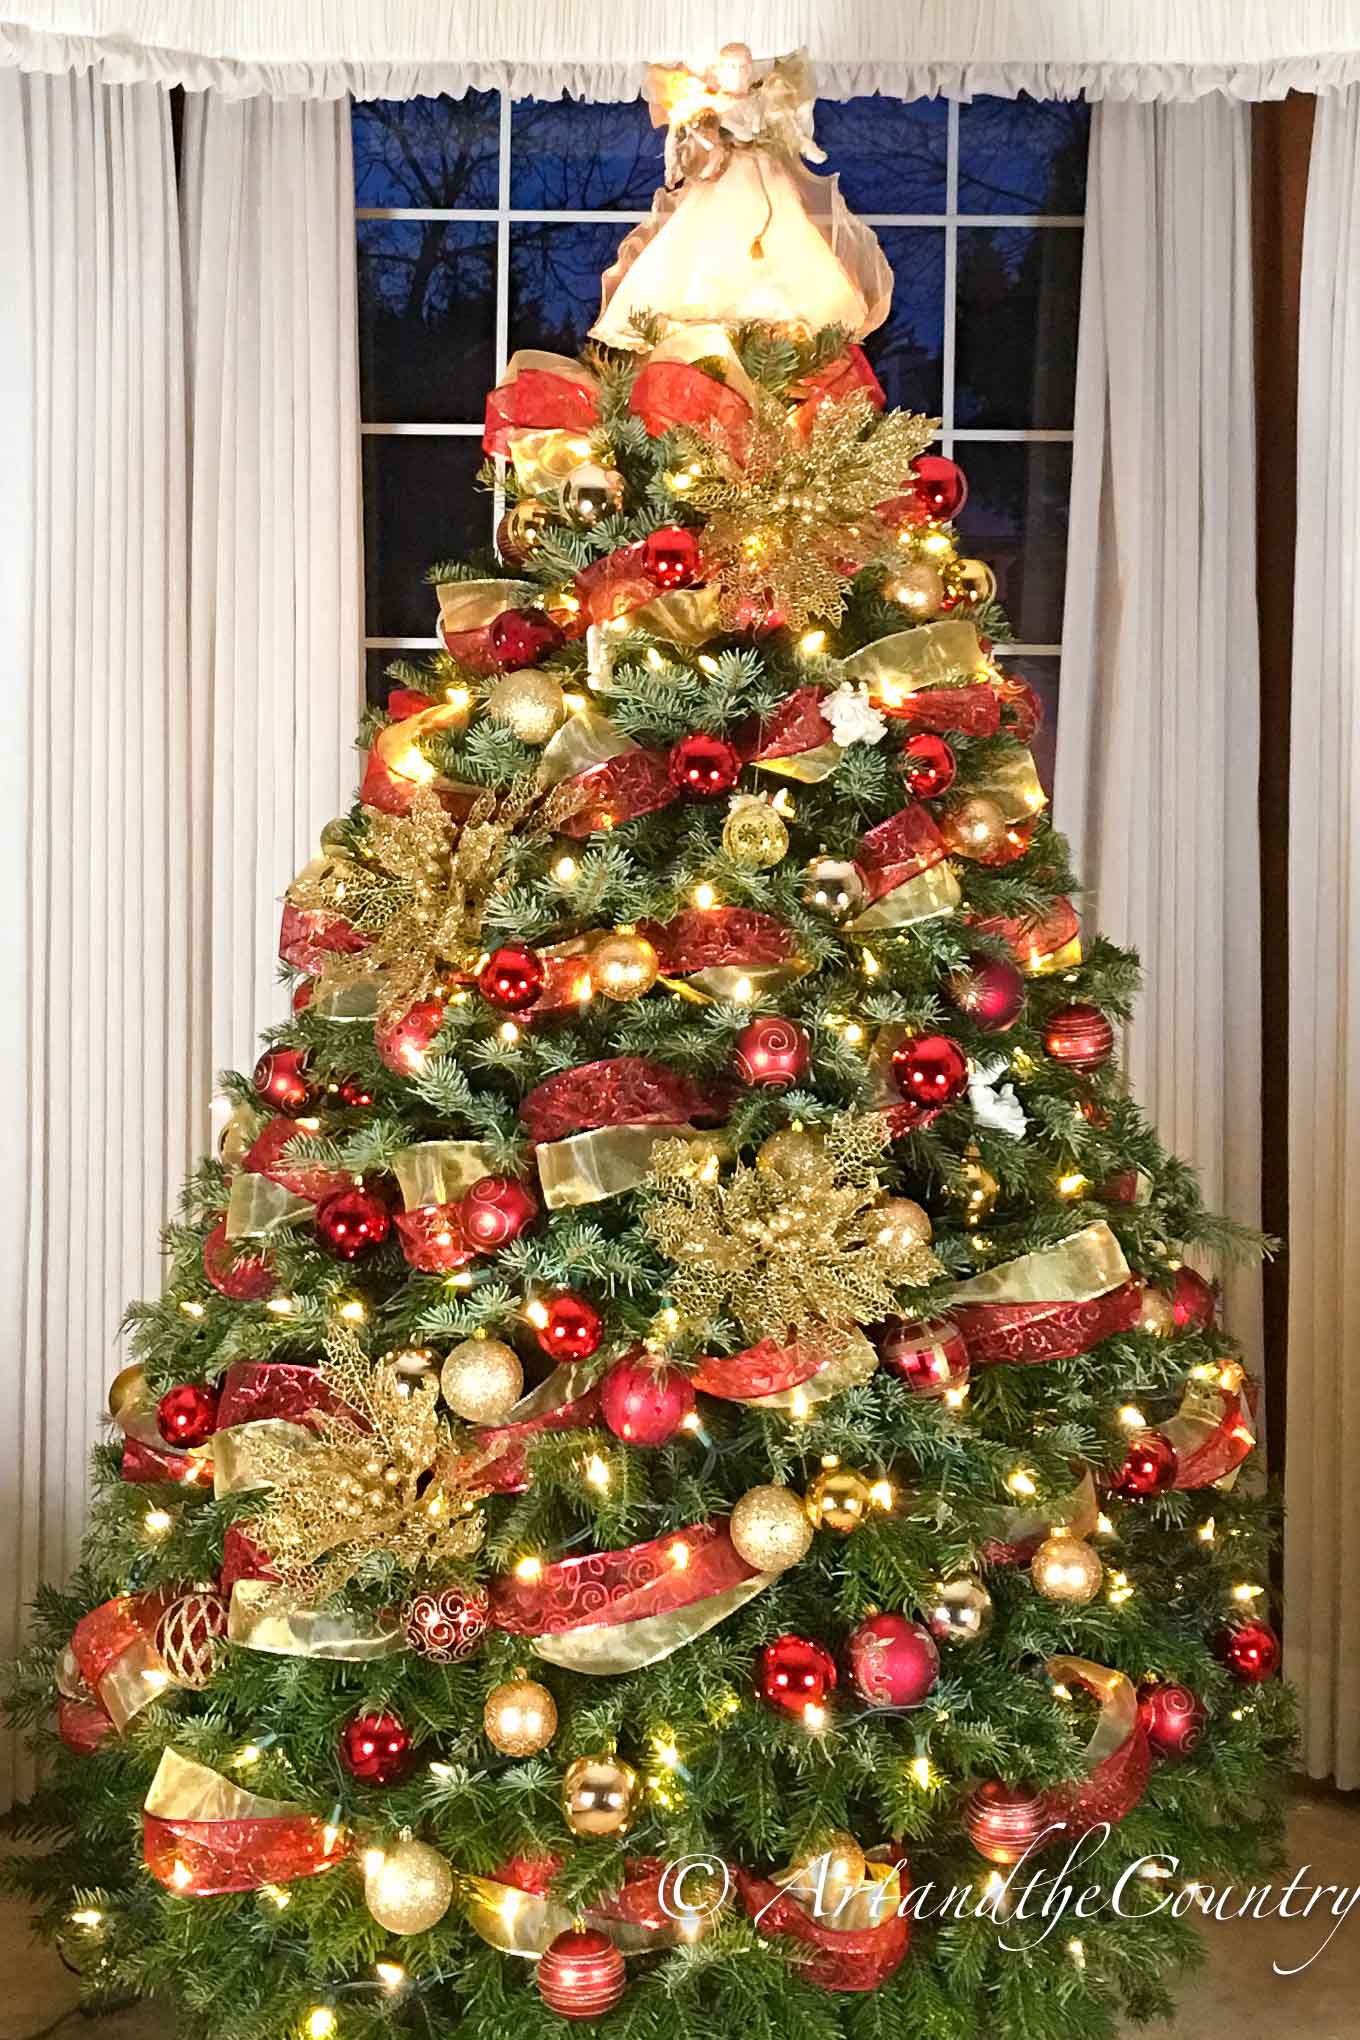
376, 998, 445, 1073
534, 1291, 603, 1362
537, 1928, 627, 2019
478, 945, 546, 1011
1111, 1430, 1179, 1499
910, 452, 968, 520
846, 1612, 940, 1708
1043, 1002, 1115, 1072
488, 606, 565, 672
315, 1187, 391, 1260
1137, 1680, 1206, 1758
733, 1016, 811, 1091
253, 1047, 311, 1115
900, 731, 957, 799
879, 1314, 970, 1397
339, 1709, 414, 1786
946, 957, 1026, 1032
461, 1176, 538, 1251
668, 731, 742, 798
156, 1382, 220, 1449
1218, 1620, 1281, 1684
757, 1634, 838, 1718
405, 1585, 491, 1663
890, 1032, 969, 1109
600, 1357, 696, 1446
641, 523, 702, 590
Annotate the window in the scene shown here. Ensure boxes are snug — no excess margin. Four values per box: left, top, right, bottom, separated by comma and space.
354, 91, 1088, 787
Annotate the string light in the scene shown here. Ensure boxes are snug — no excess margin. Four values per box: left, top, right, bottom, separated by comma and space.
69, 1908, 103, 1928
697, 654, 721, 676
798, 629, 827, 655
1055, 1171, 1088, 1200
907, 1754, 933, 1789
1095, 1512, 1116, 1537
169, 1858, 193, 1888
646, 647, 666, 670
525, 1298, 550, 1329
1198, 1517, 1217, 1543
1107, 1570, 1135, 1606
375, 1964, 406, 1993
143, 1508, 173, 1538
266, 1295, 297, 1316
179, 1299, 205, 1319
692, 882, 719, 910
444, 685, 470, 713
553, 856, 577, 883
306, 2009, 336, 2040
514, 1555, 543, 1583
1067, 1938, 1086, 1970
584, 1454, 611, 1491
869, 1479, 895, 1510
499, 1021, 521, 1044
338, 1299, 367, 1324
236, 1744, 262, 1766
1006, 1468, 1037, 1498
860, 949, 881, 976
1118, 1404, 1147, 1429
1232, 1581, 1264, 1603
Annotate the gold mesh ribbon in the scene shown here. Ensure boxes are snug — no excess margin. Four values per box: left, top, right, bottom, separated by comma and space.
507, 428, 598, 493
370, 699, 471, 793
753, 740, 842, 784
224, 1174, 312, 1241
841, 618, 988, 700
538, 707, 635, 787
144, 1747, 307, 1822
392, 1140, 496, 1210
99, 1633, 172, 1731
846, 861, 961, 933
627, 584, 724, 642
528, 1572, 776, 1674
226, 1581, 406, 1661
308, 979, 380, 1021
535, 1123, 713, 1210
948, 1223, 1130, 1309
664, 962, 811, 1004
1046, 1656, 1140, 1767
436, 578, 535, 639
463, 1873, 704, 1959
773, 1858, 904, 1932
993, 1468, 1100, 1551
210, 1419, 314, 1500
970, 749, 1047, 822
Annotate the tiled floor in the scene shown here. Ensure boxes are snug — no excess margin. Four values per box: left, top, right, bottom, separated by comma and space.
2, 1787, 1356, 2040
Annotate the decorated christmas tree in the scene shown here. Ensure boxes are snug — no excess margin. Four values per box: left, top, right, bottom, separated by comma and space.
5, 45, 1291, 2040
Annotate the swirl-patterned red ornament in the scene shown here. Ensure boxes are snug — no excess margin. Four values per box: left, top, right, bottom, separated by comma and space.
900, 731, 956, 799
641, 523, 702, 589
537, 1929, 627, 2019
478, 945, 545, 1011
966, 1781, 1052, 1865
757, 1634, 838, 1717
600, 1357, 696, 1446
315, 1187, 391, 1260
1043, 1002, 1115, 1072
668, 731, 741, 797
733, 1016, 810, 1090
404, 1586, 491, 1663
879, 1315, 969, 1397
1111, 1430, 1179, 1499
1137, 1680, 1206, 1758
339, 1710, 414, 1786
1218, 1620, 1281, 1683
535, 1291, 603, 1361
376, 997, 445, 1073
890, 1032, 969, 1108
156, 1383, 219, 1448
910, 452, 968, 519
846, 1613, 940, 1708
253, 1047, 312, 1114
461, 1176, 538, 1250
488, 606, 564, 671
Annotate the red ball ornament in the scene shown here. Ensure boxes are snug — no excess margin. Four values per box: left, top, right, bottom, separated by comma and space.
668, 731, 742, 798
900, 731, 957, 798
846, 1612, 940, 1708
461, 1176, 538, 1251
404, 1585, 491, 1663
339, 1710, 414, 1786
337, 1074, 376, 1109
1218, 1620, 1281, 1684
315, 1187, 391, 1260
376, 997, 445, 1073
910, 453, 968, 520
600, 1357, 696, 1446
1111, 1430, 1179, 1499
966, 1781, 1052, 1865
253, 1047, 311, 1114
537, 1928, 627, 2019
488, 606, 565, 672
202, 1218, 276, 1301
734, 1017, 811, 1090
1173, 1264, 1217, 1332
890, 1033, 969, 1109
1043, 1002, 1115, 1072
641, 523, 702, 590
1137, 1680, 1206, 1758
879, 1315, 970, 1397
478, 945, 546, 1011
946, 957, 1026, 1032
757, 1634, 838, 1717
156, 1382, 220, 1448
535, 1291, 603, 1362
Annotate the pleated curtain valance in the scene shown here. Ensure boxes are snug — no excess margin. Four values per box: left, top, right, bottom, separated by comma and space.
7, 0, 1360, 101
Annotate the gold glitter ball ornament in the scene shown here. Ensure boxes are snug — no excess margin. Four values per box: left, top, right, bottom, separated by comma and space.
722, 796, 789, 869
440, 1336, 524, 1424
804, 1465, 875, 1535
561, 1754, 640, 1837
588, 930, 660, 1002
1030, 1533, 1104, 1606
730, 1484, 814, 1572
485, 669, 567, 747
886, 560, 947, 618
869, 1197, 933, 1254
484, 1676, 559, 1756
107, 1361, 146, 1422
364, 1837, 455, 1935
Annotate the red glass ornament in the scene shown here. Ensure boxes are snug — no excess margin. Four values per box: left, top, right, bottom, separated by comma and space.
202, 1218, 276, 1301
879, 1315, 970, 1397
537, 1928, 627, 2019
461, 1176, 538, 1251
291, 980, 314, 1015
156, 1382, 220, 1448
966, 1781, 1052, 1865
315, 1187, 391, 1260
535, 1291, 603, 1362
600, 1357, 696, 1446
890, 1033, 969, 1109
668, 731, 742, 798
757, 1634, 838, 1717
478, 945, 546, 1011
1111, 1430, 1179, 1499
900, 731, 957, 799
641, 523, 702, 590
1218, 1620, 1281, 1684
1043, 1002, 1115, 1072
1172, 1264, 1217, 1332
946, 957, 1026, 1032
339, 1709, 414, 1786
336, 1074, 375, 1108
488, 606, 565, 672
846, 1612, 940, 1708
404, 1585, 491, 1663
253, 1047, 311, 1115
376, 998, 445, 1073
733, 1016, 811, 1090
910, 452, 968, 520
1137, 1680, 1206, 1758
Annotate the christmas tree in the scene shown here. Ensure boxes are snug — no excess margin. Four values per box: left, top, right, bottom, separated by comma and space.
5, 46, 1291, 2040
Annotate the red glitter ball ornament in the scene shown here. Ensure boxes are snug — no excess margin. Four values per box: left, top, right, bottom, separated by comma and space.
156, 1382, 220, 1448
733, 1016, 811, 1090
488, 606, 565, 671
1111, 1430, 1179, 1499
879, 1315, 970, 1397
900, 731, 957, 799
1043, 1002, 1115, 1072
946, 956, 1026, 1032
376, 997, 446, 1073
890, 1032, 969, 1108
537, 1928, 627, 2020
668, 731, 742, 798
478, 944, 546, 1011
253, 1047, 312, 1114
404, 1585, 491, 1663
846, 1612, 940, 1708
641, 523, 702, 590
910, 452, 968, 520
315, 1187, 391, 1260
757, 1634, 838, 1717
339, 1709, 414, 1786
1137, 1680, 1206, 1758
535, 1291, 603, 1361
965, 1781, 1052, 1865
1218, 1620, 1281, 1684
600, 1357, 696, 1446
461, 1176, 538, 1251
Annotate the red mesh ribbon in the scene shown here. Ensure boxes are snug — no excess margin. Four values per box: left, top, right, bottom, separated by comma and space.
856, 804, 949, 903
520, 1057, 715, 1143
58, 1696, 113, 1755
277, 901, 366, 975
394, 1203, 474, 1272
1173, 1265, 1217, 1331
244, 1118, 351, 1205
691, 1339, 827, 1400
143, 1812, 346, 1896
576, 542, 661, 625
202, 1220, 277, 1302
952, 1282, 1145, 1368
484, 360, 598, 455
1171, 1379, 1259, 1488
555, 747, 676, 835
530, 951, 596, 1016
994, 670, 1044, 740
216, 1362, 339, 1432
1043, 1725, 1152, 1836
742, 686, 836, 763
640, 907, 795, 975
733, 1871, 911, 1993
71, 1595, 166, 1692
789, 348, 885, 437
221, 1524, 279, 1592
121, 1435, 201, 1485
491, 1520, 754, 1637
458, 1373, 605, 1495
629, 360, 752, 453
885, 684, 1001, 735
971, 897, 1081, 971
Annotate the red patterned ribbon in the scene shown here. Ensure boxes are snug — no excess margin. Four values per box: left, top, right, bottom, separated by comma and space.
71, 1591, 177, 1731
277, 901, 366, 975
971, 897, 1081, 974
216, 1362, 339, 1433
484, 352, 599, 454
394, 1203, 475, 1273
742, 686, 836, 764
952, 1283, 1145, 1368
789, 347, 885, 436
639, 908, 795, 975
1039, 1658, 1151, 1836
629, 359, 752, 449
691, 1338, 827, 1401
1167, 1376, 1259, 1489
733, 1870, 911, 1993
555, 746, 677, 835
144, 1814, 345, 1896
243, 1118, 352, 1205
491, 1520, 755, 1638
856, 803, 950, 903
520, 1057, 716, 1143
120, 1435, 203, 1485
575, 542, 662, 626
58, 1696, 113, 1755
884, 683, 1000, 735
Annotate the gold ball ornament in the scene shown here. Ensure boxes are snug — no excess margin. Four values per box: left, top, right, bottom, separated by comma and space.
484, 1677, 558, 1756
925, 1576, 995, 1647
756, 1127, 828, 1187
942, 795, 1008, 860
363, 1837, 455, 1935
562, 461, 625, 528
950, 1154, 999, 1226
497, 495, 552, 565
801, 855, 866, 920
730, 1484, 814, 1572
804, 1465, 875, 1535
722, 797, 788, 869
107, 1361, 147, 1423
562, 1754, 640, 1837
485, 669, 566, 747
869, 1197, 933, 1254
886, 561, 947, 618
1030, 1533, 1104, 1606
953, 556, 997, 608
786, 1830, 866, 1909
1135, 1285, 1176, 1338
385, 1345, 439, 1398
588, 930, 660, 1002
440, 1336, 524, 1424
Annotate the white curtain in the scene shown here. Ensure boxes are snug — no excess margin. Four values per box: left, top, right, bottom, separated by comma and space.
0, 69, 189, 1804
1285, 86, 1360, 1791
1055, 99, 1262, 1373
